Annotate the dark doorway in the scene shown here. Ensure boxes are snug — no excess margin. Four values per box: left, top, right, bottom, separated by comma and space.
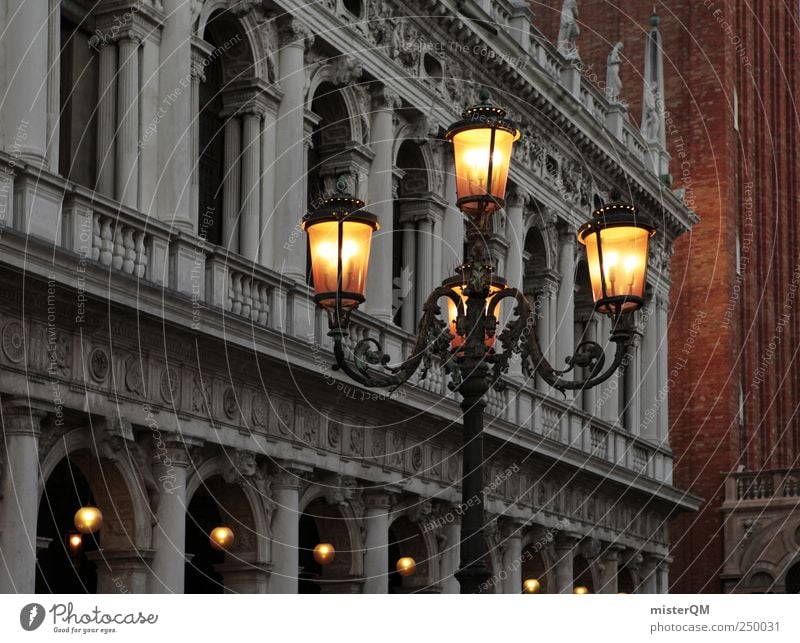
184, 487, 224, 593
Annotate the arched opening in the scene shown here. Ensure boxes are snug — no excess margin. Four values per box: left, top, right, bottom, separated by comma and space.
36, 457, 98, 593
521, 545, 550, 593
785, 563, 800, 593
185, 476, 259, 593
197, 11, 257, 250
572, 554, 594, 593
747, 571, 775, 593
393, 141, 430, 330
298, 498, 357, 593
388, 517, 431, 593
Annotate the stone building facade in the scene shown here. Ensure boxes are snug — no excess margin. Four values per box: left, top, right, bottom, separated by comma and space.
536, 0, 800, 593
0, 0, 696, 594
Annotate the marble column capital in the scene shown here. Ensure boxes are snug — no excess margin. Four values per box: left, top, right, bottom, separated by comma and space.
371, 86, 402, 111
2, 398, 50, 437
557, 223, 578, 244
271, 461, 312, 490
278, 18, 314, 49
600, 542, 627, 562
505, 187, 529, 209
363, 486, 402, 511
553, 530, 582, 551
155, 434, 203, 468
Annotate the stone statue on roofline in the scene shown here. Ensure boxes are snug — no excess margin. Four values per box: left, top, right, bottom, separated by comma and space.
558, 0, 580, 60
605, 42, 624, 103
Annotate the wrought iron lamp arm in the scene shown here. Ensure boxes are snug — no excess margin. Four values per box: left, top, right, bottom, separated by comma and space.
487, 288, 633, 394
329, 286, 464, 390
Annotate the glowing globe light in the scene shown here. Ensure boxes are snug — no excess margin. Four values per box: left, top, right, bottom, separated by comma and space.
574, 585, 590, 594
396, 557, 416, 577
67, 532, 83, 552
209, 526, 235, 551
522, 578, 541, 594
74, 506, 103, 534
313, 543, 335, 565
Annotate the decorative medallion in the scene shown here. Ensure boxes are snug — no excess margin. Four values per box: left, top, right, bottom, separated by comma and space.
251, 394, 267, 429
223, 387, 238, 419
327, 422, 341, 449
124, 354, 144, 396
411, 446, 423, 471
447, 453, 458, 482
159, 367, 179, 404
2, 321, 25, 363
349, 425, 363, 456
89, 347, 110, 382
274, 400, 293, 435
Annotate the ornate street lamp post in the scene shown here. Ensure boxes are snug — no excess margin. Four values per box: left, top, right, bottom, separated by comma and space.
304, 91, 655, 594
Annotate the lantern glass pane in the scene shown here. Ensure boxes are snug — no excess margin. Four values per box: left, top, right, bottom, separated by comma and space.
447, 284, 502, 348
307, 219, 374, 308
451, 127, 516, 210
583, 225, 650, 312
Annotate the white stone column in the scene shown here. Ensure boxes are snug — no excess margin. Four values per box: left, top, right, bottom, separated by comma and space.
116, 33, 141, 208
441, 154, 464, 277
638, 556, 659, 594
534, 277, 559, 393
416, 217, 434, 312
240, 109, 262, 262
657, 557, 671, 594
222, 115, 242, 253
554, 534, 578, 594
624, 334, 642, 434
656, 294, 670, 444
259, 105, 279, 267
273, 20, 313, 280
598, 545, 624, 593
581, 314, 599, 412
2, 0, 48, 165
157, 0, 193, 230
556, 226, 576, 390
362, 492, 393, 594
598, 315, 621, 422
0, 399, 48, 593
504, 189, 527, 290
400, 220, 417, 332
46, 0, 60, 172
150, 442, 191, 593
366, 88, 400, 320
95, 41, 118, 197
269, 468, 304, 594
640, 299, 659, 440
439, 512, 460, 594
502, 526, 523, 594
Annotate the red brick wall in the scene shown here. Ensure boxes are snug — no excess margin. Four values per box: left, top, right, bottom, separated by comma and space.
533, 1, 800, 592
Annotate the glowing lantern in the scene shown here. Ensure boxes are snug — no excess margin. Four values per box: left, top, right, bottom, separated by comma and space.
313, 543, 335, 565
74, 506, 103, 534
574, 585, 590, 594
396, 557, 416, 577
67, 532, 83, 553
303, 195, 379, 315
209, 526, 235, 551
577, 200, 656, 316
445, 90, 520, 216
522, 578, 541, 594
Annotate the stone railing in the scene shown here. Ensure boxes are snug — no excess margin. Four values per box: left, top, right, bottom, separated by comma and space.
62, 188, 172, 284
726, 469, 800, 502
1, 157, 673, 485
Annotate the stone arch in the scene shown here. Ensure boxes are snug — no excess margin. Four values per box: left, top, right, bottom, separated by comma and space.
196, 3, 274, 83
785, 561, 800, 593
39, 428, 149, 551
305, 64, 365, 144
394, 135, 434, 196
185, 456, 270, 564
573, 553, 596, 592
298, 483, 364, 578
739, 514, 800, 576
521, 528, 557, 593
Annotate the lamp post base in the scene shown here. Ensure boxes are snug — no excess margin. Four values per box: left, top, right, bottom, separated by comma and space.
456, 559, 491, 594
